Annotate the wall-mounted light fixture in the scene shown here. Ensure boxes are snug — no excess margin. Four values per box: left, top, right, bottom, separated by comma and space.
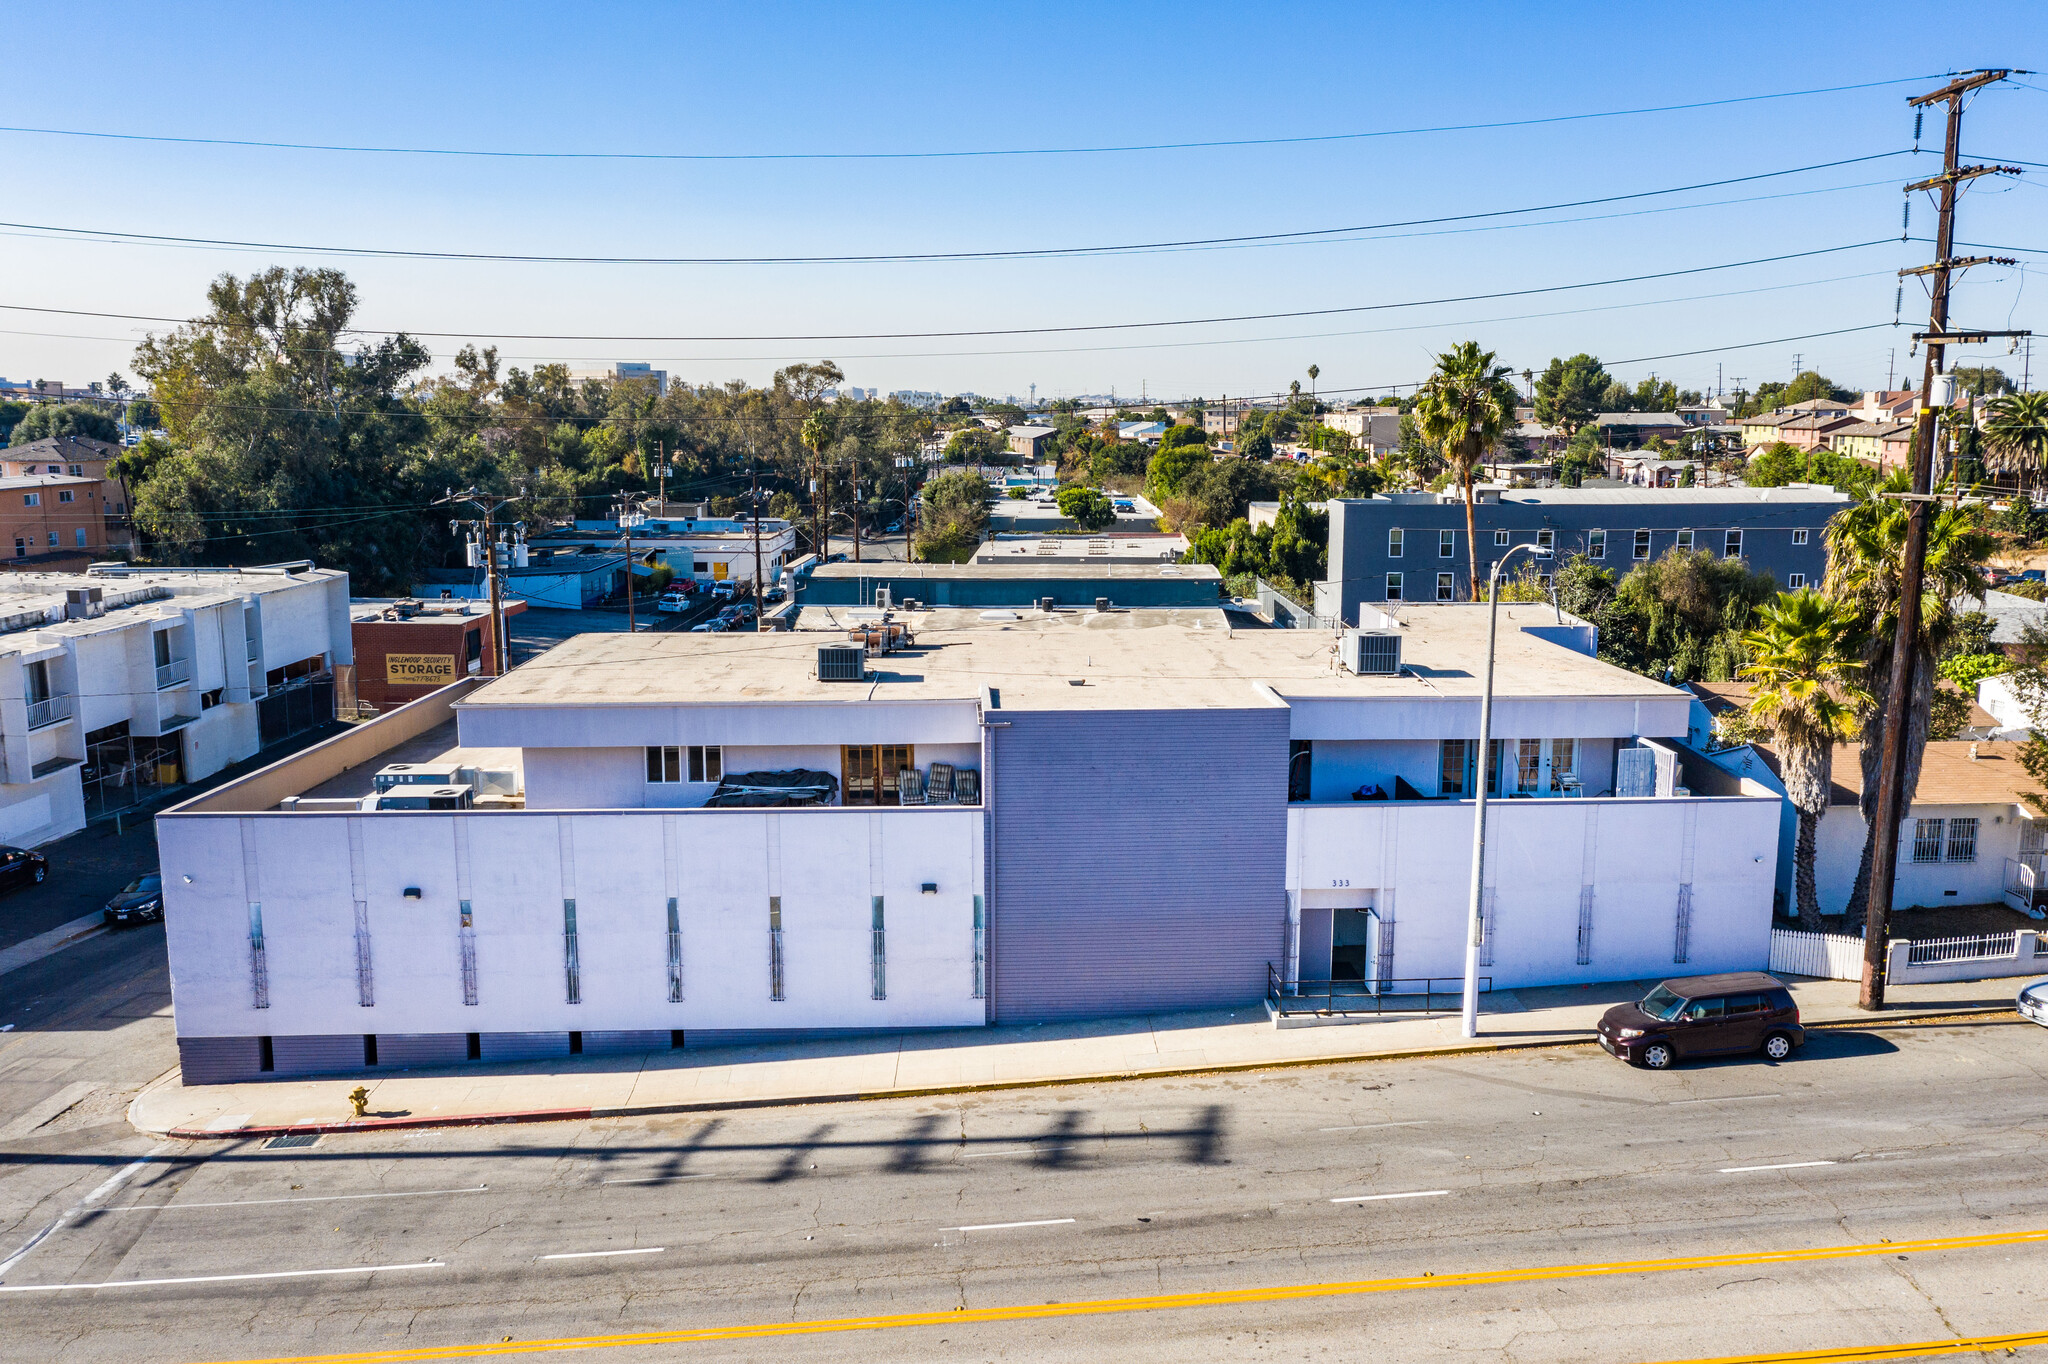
921, 882, 938, 895
403, 887, 423, 900
181, 874, 194, 884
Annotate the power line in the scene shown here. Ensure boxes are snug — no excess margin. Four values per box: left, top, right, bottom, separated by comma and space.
0, 153, 1915, 267
0, 77, 1949, 163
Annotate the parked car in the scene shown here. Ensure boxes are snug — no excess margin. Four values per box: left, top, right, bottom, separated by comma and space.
102, 872, 164, 927
1594, 971, 1803, 1069
1113, 498, 1136, 513
2024, 570, 2047, 584
690, 617, 729, 633
2018, 978, 2048, 1026
656, 583, 696, 613
884, 520, 903, 534
763, 585, 786, 604
0, 845, 47, 892
709, 580, 737, 600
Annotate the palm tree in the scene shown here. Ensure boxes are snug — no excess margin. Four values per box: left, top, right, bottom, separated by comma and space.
1740, 592, 1869, 930
1984, 390, 2048, 493
800, 410, 835, 560
1415, 341, 1520, 599
1824, 470, 1992, 920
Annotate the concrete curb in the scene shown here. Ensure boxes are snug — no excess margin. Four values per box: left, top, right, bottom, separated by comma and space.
143, 1003, 2021, 1141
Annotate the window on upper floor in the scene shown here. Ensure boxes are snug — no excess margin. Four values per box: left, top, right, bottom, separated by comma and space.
153, 631, 173, 667
1536, 528, 1554, 551
66, 465, 81, 476
1385, 572, 1403, 601
646, 746, 682, 783
1792, 527, 1809, 545
1675, 529, 1694, 551
1439, 739, 1468, 796
1788, 573, 1807, 589
688, 745, 722, 783
1439, 529, 1455, 558
1387, 527, 1403, 558
1436, 572, 1455, 601
1588, 529, 1606, 559
57, 489, 72, 503
1494, 528, 1509, 546
1725, 528, 1744, 558
1516, 739, 1542, 792
22, 493, 38, 507
1634, 529, 1651, 560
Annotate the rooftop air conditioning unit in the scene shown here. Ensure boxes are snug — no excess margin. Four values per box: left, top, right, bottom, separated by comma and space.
817, 643, 867, 682
1039, 597, 1057, 612
1345, 629, 1402, 676
875, 587, 892, 610
63, 586, 104, 620
1095, 597, 1110, 612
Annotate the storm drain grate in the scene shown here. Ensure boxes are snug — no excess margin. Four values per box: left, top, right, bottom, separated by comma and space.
263, 1133, 320, 1150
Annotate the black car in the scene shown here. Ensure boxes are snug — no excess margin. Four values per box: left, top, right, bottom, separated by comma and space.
1595, 971, 1803, 1070
0, 845, 48, 892
103, 872, 164, 927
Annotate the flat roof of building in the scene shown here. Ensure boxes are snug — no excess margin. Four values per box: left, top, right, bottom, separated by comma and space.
808, 560, 1218, 582
349, 597, 526, 624
459, 602, 1681, 713
0, 563, 344, 642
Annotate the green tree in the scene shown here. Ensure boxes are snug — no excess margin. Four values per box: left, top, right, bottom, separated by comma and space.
1415, 341, 1518, 600
1950, 365, 2012, 399
1145, 442, 1209, 504
1825, 472, 1993, 921
1739, 592, 1869, 928
1533, 354, 1610, 435
942, 426, 1005, 465
7, 401, 122, 446
1158, 423, 1207, 451
1055, 484, 1116, 531
1984, 390, 2048, 486
913, 468, 991, 561
1595, 548, 1779, 681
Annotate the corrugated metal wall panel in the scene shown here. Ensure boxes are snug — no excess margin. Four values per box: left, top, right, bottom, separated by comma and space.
177, 1036, 264, 1085
270, 1034, 366, 1076
991, 707, 1289, 1023
375, 1033, 469, 1068
582, 1029, 674, 1055
480, 1032, 571, 1062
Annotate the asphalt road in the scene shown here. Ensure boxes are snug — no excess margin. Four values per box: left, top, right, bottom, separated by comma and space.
4, 1009, 2048, 1363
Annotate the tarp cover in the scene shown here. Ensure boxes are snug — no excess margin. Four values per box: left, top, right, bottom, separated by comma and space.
704, 769, 842, 808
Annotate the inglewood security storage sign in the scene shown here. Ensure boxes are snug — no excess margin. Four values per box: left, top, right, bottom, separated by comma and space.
386, 653, 456, 685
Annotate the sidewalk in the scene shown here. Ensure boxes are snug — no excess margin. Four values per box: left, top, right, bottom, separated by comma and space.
128, 976, 2028, 1140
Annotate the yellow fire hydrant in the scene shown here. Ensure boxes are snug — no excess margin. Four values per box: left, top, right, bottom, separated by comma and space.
347, 1085, 369, 1119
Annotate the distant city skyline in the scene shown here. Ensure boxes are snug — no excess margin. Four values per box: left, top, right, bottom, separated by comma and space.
0, 0, 2040, 403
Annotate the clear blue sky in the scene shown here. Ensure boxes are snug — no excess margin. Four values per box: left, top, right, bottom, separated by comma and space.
4, 1, 2043, 404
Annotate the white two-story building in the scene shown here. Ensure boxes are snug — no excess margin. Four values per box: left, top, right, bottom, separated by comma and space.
0, 563, 351, 845
155, 601, 1779, 1083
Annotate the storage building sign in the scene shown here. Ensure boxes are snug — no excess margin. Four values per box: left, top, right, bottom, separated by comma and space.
386, 653, 456, 685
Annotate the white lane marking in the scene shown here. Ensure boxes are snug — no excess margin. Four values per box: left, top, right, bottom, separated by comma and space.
946, 1218, 1076, 1232
0, 1143, 168, 1279
1331, 1190, 1452, 1204
601, 1174, 716, 1185
104, 1186, 488, 1212
1319, 1120, 1431, 1133
1666, 1094, 1782, 1106
1720, 1160, 1837, 1173
539, 1248, 665, 1261
0, 1259, 444, 1292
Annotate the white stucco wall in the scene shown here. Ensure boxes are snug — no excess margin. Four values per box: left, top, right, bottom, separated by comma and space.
1809, 800, 2023, 913
159, 806, 987, 1041
1285, 796, 1780, 989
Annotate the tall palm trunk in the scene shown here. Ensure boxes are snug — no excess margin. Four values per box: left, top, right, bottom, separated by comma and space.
1793, 805, 1824, 931
1462, 435, 1481, 601
1843, 645, 1936, 921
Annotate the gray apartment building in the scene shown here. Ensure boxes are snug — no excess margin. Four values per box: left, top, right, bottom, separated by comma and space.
1313, 486, 1852, 625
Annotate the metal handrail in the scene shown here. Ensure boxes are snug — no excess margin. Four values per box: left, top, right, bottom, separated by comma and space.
1267, 963, 1490, 1017
155, 658, 191, 689
25, 694, 73, 729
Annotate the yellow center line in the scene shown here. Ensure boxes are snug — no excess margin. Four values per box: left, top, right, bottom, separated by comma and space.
1649, 1325, 2048, 1364
190, 1226, 2048, 1364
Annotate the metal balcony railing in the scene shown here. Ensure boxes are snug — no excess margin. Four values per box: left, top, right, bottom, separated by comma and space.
25, 694, 73, 729
155, 658, 191, 690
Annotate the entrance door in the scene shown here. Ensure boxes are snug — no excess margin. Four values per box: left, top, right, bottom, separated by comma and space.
1298, 907, 1333, 984
1332, 908, 1372, 981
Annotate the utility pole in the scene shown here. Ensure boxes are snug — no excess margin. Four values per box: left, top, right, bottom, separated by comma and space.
656, 439, 667, 514
435, 487, 520, 677
1860, 69, 2027, 1011
612, 490, 641, 635
750, 449, 765, 630
851, 452, 862, 564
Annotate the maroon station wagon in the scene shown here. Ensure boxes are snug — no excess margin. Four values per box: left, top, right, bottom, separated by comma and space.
1595, 972, 1804, 1070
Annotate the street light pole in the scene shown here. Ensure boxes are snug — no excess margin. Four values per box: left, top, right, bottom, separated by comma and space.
1461, 542, 1551, 1039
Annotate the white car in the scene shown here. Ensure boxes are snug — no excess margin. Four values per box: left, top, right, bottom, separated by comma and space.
2018, 978, 2048, 1025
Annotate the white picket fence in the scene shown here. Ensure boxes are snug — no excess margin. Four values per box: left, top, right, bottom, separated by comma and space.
1767, 928, 1867, 981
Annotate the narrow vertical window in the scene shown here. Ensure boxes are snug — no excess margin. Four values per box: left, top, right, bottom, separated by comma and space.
1547, 739, 1578, 791
1724, 528, 1743, 559
1588, 529, 1606, 559
1387, 527, 1403, 558
562, 899, 581, 1004
666, 896, 683, 1003
1633, 529, 1651, 560
768, 896, 785, 1002
871, 897, 887, 1001
1436, 572, 1454, 602
972, 894, 986, 1000
1385, 572, 1403, 601
1516, 739, 1541, 792
458, 900, 478, 1006
1912, 819, 1945, 864
248, 902, 269, 1010
1439, 529, 1455, 558
1675, 529, 1694, 551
